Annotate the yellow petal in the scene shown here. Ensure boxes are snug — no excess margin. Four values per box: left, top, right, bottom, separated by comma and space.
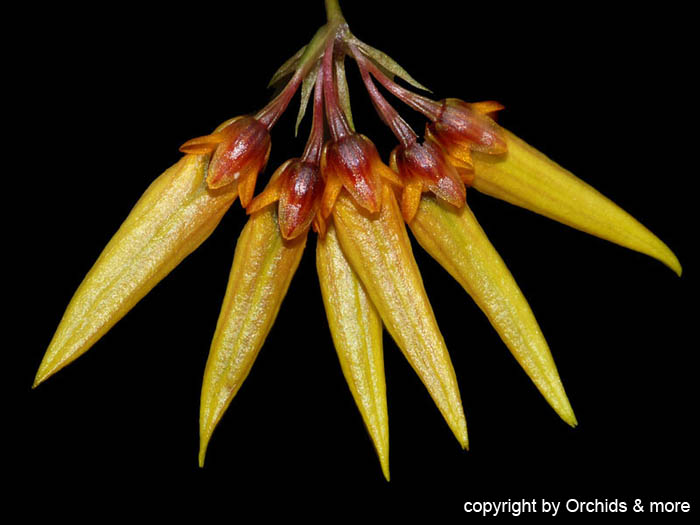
375, 160, 404, 187
246, 158, 294, 215
471, 129, 682, 276
332, 185, 468, 449
470, 100, 505, 117
199, 206, 306, 466
321, 171, 344, 219
35, 154, 238, 386
245, 176, 282, 215
317, 223, 389, 480
179, 131, 228, 154
410, 195, 577, 426
401, 175, 424, 224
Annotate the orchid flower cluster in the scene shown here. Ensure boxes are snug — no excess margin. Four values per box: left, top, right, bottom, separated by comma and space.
35, 0, 681, 479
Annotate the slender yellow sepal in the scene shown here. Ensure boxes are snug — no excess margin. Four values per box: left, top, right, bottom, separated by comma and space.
35, 154, 238, 386
317, 223, 389, 480
199, 205, 306, 466
410, 195, 577, 426
471, 130, 681, 276
332, 185, 469, 449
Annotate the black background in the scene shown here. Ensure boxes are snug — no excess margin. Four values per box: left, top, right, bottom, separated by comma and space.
15, 0, 696, 519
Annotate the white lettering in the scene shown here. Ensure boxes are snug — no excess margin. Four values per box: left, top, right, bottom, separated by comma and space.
650, 501, 691, 513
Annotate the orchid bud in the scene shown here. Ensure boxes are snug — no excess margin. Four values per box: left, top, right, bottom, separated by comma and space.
428, 98, 507, 163
321, 133, 385, 215
246, 159, 324, 240
180, 116, 271, 206
278, 160, 323, 240
207, 117, 271, 201
391, 138, 466, 223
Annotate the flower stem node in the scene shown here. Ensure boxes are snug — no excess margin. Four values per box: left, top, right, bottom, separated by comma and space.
180, 116, 272, 206
427, 98, 507, 169
390, 138, 467, 223
247, 159, 324, 240
320, 133, 401, 218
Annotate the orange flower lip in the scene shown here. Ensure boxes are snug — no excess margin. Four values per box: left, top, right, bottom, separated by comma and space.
207, 116, 271, 190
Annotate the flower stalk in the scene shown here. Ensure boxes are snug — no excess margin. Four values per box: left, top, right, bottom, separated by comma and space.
324, 0, 345, 23
256, 23, 333, 130
351, 43, 417, 147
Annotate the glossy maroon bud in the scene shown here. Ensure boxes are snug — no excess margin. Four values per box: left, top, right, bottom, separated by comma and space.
278, 161, 323, 240
246, 159, 324, 240
207, 116, 271, 196
393, 139, 466, 209
429, 98, 507, 156
321, 134, 385, 214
